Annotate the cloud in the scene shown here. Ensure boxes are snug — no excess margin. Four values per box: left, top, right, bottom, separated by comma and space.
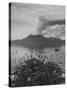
10, 3, 65, 40
36, 15, 65, 36
47, 20, 65, 25
37, 16, 48, 31
42, 25, 65, 40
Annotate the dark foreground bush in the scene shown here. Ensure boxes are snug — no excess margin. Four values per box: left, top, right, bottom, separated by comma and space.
11, 59, 65, 87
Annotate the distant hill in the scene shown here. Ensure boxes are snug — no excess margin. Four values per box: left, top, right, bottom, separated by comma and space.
11, 35, 65, 49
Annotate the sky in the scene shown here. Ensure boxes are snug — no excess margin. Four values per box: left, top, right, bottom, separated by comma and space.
11, 3, 65, 40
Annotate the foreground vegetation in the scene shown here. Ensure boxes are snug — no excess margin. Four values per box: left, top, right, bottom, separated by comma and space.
11, 58, 65, 87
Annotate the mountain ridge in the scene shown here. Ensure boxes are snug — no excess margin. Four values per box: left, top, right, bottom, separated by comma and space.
10, 34, 65, 49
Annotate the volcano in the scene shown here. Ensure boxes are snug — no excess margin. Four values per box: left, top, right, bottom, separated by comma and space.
11, 35, 65, 49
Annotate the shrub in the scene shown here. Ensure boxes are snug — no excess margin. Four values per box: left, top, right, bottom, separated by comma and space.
11, 59, 65, 87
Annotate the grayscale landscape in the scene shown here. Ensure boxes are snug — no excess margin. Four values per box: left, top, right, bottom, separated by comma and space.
9, 3, 65, 87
